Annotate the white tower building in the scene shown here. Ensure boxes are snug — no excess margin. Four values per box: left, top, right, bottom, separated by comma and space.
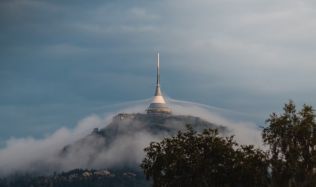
146, 53, 172, 114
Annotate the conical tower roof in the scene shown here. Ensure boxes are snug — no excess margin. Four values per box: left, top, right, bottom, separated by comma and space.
146, 53, 171, 114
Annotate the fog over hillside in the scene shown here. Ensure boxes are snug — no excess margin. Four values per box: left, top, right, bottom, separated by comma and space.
0, 99, 261, 176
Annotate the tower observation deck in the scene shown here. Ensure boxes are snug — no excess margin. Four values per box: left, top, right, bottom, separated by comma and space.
146, 53, 172, 114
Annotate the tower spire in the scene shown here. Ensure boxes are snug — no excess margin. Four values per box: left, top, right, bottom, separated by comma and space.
146, 53, 172, 114
157, 53, 160, 85
154, 53, 162, 96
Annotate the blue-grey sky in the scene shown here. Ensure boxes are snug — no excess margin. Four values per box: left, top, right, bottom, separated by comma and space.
1, 0, 316, 143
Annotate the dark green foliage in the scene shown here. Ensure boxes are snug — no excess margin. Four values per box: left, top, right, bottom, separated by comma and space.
263, 100, 316, 187
141, 125, 269, 187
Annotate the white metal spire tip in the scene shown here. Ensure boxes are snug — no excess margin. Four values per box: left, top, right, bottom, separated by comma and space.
157, 53, 160, 68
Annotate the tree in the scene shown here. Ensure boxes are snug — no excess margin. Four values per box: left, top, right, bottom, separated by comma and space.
141, 126, 269, 187
263, 100, 316, 187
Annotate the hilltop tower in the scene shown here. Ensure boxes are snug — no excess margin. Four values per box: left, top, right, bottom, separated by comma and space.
146, 53, 172, 114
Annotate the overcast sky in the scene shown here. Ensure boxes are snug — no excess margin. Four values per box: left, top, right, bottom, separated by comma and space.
1, 0, 316, 143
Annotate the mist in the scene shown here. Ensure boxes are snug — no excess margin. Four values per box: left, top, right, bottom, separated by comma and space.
0, 98, 263, 177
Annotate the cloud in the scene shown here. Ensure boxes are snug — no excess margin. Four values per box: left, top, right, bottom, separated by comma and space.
0, 99, 262, 176
1, 0, 316, 125
1, 0, 316, 176
168, 98, 262, 146
0, 114, 110, 176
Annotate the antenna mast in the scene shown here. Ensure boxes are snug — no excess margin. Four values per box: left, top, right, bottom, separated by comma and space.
157, 53, 160, 86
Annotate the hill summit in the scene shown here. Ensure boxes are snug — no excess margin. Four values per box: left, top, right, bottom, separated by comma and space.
61, 113, 226, 169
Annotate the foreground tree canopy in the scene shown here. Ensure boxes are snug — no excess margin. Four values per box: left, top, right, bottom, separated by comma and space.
263, 100, 316, 187
142, 101, 316, 187
141, 126, 269, 187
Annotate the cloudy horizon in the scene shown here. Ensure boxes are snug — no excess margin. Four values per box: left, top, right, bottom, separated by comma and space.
0, 99, 262, 176
1, 0, 316, 143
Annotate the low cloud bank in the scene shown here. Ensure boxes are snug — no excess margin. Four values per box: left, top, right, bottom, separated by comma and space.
169, 98, 262, 146
0, 99, 263, 176
0, 114, 112, 176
